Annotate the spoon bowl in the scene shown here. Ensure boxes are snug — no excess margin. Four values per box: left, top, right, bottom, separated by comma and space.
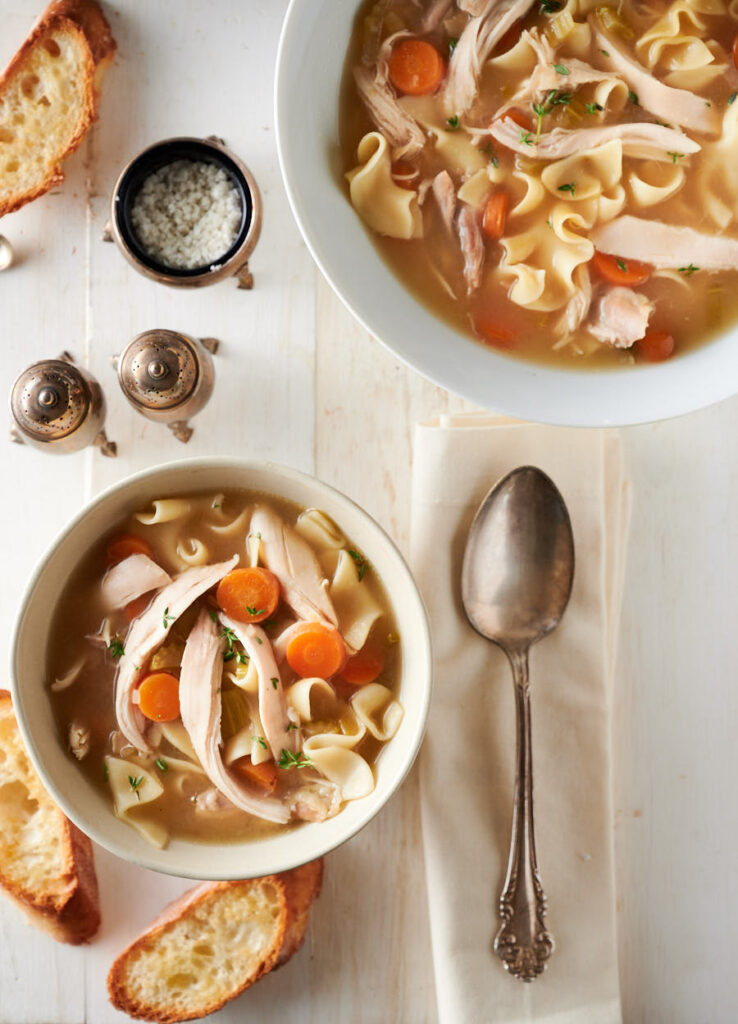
461, 466, 574, 982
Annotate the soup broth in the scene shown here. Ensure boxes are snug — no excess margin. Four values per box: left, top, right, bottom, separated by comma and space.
340, 0, 738, 367
48, 490, 401, 848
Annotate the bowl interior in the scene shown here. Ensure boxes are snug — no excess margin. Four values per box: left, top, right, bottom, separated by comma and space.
275, 0, 738, 426
11, 459, 431, 879
114, 138, 253, 278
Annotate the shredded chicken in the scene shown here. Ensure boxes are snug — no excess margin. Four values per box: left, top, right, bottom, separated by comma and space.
590, 20, 721, 136
459, 0, 491, 13
114, 556, 238, 752
354, 63, 426, 157
69, 721, 90, 760
489, 117, 700, 161
290, 781, 342, 823
457, 203, 485, 293
101, 553, 171, 611
194, 788, 236, 814
219, 614, 301, 761
420, 0, 455, 32
432, 169, 457, 232
556, 266, 594, 337
250, 506, 338, 628
591, 215, 738, 270
179, 608, 290, 824
587, 286, 654, 348
445, 0, 536, 116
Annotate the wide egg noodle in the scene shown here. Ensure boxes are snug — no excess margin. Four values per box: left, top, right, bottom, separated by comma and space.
175, 537, 211, 567
398, 95, 489, 177
330, 549, 383, 653
302, 736, 375, 801
294, 509, 346, 551
105, 755, 167, 848
636, 0, 724, 70
351, 683, 404, 742
628, 159, 686, 207
287, 677, 340, 722
692, 101, 738, 228
134, 499, 191, 525
346, 131, 423, 239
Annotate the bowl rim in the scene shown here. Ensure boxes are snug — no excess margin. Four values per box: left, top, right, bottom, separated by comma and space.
10, 457, 433, 879
274, 0, 738, 427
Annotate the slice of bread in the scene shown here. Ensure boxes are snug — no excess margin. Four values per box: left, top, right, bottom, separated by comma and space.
0, 690, 100, 944
108, 860, 324, 1023
0, 0, 115, 217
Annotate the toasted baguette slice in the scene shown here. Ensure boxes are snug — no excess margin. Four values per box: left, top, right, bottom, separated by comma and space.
0, 690, 100, 944
0, 0, 115, 216
108, 860, 325, 1023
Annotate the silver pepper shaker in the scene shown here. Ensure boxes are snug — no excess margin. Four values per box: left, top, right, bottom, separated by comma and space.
113, 329, 219, 442
10, 352, 116, 456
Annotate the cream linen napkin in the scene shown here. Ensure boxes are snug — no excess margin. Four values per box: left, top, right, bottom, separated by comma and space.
410, 414, 627, 1024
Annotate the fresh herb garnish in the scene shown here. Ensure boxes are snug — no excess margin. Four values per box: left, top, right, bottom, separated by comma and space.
678, 263, 699, 276
553, 63, 570, 75
103, 762, 109, 780
446, 114, 460, 130
616, 258, 628, 273
162, 607, 176, 629
219, 625, 238, 660
600, 48, 610, 56
482, 142, 500, 167
667, 151, 684, 164
628, 90, 639, 105
532, 89, 571, 140
286, 722, 298, 732
585, 102, 603, 114
541, 0, 562, 11
223, 650, 236, 663
255, 736, 267, 750
212, 502, 221, 509
246, 605, 265, 616
154, 758, 169, 772
557, 181, 576, 194
108, 635, 125, 660
705, 100, 711, 107
128, 775, 144, 800
271, 677, 279, 690
237, 651, 249, 665
448, 36, 458, 53
277, 748, 314, 770
255, 636, 263, 645
520, 129, 534, 146
208, 608, 219, 623
729, 92, 737, 105
348, 549, 368, 580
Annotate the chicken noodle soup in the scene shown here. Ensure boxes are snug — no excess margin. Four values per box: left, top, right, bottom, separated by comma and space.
340, 0, 738, 365
47, 491, 402, 848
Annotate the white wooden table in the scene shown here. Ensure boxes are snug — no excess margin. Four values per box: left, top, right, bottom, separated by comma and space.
1, 3, 737, 1022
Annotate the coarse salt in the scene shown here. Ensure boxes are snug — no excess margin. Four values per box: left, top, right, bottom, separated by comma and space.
130, 159, 243, 270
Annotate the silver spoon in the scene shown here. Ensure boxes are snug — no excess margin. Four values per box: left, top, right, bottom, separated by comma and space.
461, 465, 574, 982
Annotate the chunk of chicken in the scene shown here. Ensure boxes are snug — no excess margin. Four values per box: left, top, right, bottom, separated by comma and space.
445, 0, 536, 116
290, 782, 342, 823
587, 286, 654, 348
590, 20, 721, 136
250, 506, 339, 628
591, 216, 738, 270
101, 553, 171, 611
179, 609, 290, 824
354, 64, 427, 157
420, 0, 454, 32
114, 556, 238, 752
432, 169, 457, 233
69, 721, 90, 760
457, 203, 485, 294
556, 266, 593, 336
489, 117, 700, 161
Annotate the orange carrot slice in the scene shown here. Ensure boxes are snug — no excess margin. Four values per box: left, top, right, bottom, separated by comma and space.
137, 672, 180, 722
232, 758, 278, 793
216, 567, 280, 624
592, 251, 651, 286
286, 622, 346, 679
124, 593, 151, 622
340, 645, 385, 686
637, 330, 675, 362
482, 191, 509, 240
475, 314, 516, 349
388, 39, 445, 95
106, 534, 152, 566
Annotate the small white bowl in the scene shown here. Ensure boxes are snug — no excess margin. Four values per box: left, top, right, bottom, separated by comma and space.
275, 0, 738, 426
11, 459, 432, 879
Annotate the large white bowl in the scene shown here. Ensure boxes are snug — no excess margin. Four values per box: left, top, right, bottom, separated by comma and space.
275, 0, 738, 426
10, 459, 432, 879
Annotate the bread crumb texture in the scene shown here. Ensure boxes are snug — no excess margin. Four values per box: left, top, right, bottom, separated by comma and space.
111, 879, 287, 1022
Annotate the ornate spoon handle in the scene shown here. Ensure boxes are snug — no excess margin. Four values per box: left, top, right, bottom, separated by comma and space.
493, 647, 554, 982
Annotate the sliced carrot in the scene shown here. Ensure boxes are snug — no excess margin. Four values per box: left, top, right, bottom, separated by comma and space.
474, 313, 516, 349
137, 672, 180, 722
592, 251, 651, 286
232, 757, 278, 793
391, 160, 420, 190
216, 567, 280, 624
340, 645, 385, 686
637, 329, 675, 362
502, 108, 533, 133
106, 534, 152, 566
388, 39, 445, 95
124, 593, 151, 622
482, 191, 509, 240
286, 622, 346, 679
733, 33, 738, 70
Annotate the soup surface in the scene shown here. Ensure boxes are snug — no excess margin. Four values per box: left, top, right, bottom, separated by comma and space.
340, 0, 738, 367
48, 490, 401, 848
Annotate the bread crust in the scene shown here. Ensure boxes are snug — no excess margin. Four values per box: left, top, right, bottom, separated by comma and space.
276, 859, 324, 966
107, 878, 290, 1023
0, 1, 115, 217
0, 691, 101, 944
